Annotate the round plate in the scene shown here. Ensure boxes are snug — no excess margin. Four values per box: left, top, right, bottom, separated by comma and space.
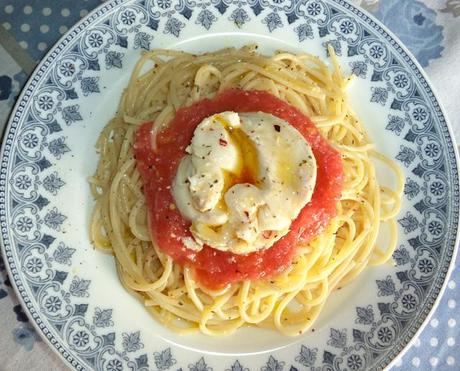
1, 0, 459, 370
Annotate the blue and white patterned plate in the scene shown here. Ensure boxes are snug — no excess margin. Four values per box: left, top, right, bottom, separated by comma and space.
1, 0, 459, 370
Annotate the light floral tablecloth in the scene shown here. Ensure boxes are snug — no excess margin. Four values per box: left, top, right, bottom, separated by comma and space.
0, 0, 459, 370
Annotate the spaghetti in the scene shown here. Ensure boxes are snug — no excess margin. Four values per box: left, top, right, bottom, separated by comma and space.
89, 45, 403, 336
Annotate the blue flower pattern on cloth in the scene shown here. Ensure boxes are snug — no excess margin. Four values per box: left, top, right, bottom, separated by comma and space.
373, 0, 444, 67
0, 75, 12, 101
0, 256, 8, 300
1, 71, 27, 110
12, 324, 41, 351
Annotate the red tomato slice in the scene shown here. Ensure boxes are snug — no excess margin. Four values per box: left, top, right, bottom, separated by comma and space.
135, 90, 343, 288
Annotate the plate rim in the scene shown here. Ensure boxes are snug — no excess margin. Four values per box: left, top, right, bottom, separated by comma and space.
0, 0, 459, 370
340, 3, 460, 369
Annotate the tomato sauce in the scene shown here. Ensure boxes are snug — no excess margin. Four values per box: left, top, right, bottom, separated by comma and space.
134, 90, 343, 288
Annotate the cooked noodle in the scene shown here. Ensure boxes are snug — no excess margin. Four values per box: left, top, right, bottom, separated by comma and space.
89, 45, 403, 336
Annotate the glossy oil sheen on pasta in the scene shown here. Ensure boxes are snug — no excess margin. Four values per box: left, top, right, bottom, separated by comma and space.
88, 45, 403, 336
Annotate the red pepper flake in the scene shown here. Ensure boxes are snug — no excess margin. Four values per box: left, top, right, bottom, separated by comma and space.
262, 230, 274, 239
219, 138, 228, 146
